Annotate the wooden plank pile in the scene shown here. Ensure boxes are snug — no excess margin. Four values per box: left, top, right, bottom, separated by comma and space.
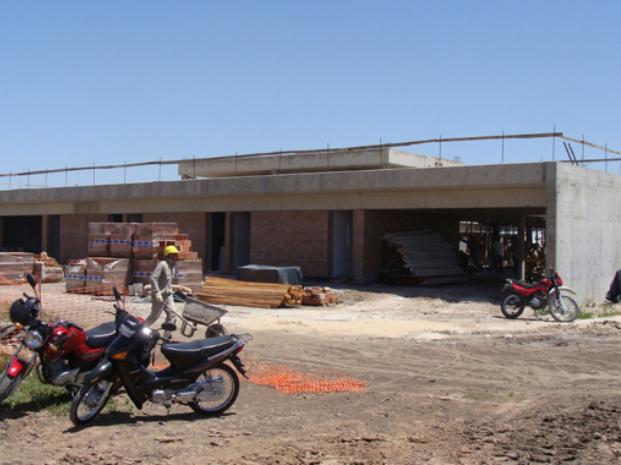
302, 287, 339, 306
196, 277, 303, 308
380, 230, 467, 285
69, 222, 204, 294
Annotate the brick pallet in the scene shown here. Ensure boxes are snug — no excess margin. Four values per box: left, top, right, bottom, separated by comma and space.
68, 222, 204, 294
0, 252, 34, 284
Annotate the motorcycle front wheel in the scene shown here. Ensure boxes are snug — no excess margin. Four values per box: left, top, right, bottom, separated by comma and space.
0, 358, 34, 404
549, 294, 579, 323
190, 363, 239, 416
70, 379, 114, 426
501, 294, 525, 319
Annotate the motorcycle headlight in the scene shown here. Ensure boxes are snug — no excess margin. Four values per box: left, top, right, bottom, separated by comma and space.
23, 330, 43, 350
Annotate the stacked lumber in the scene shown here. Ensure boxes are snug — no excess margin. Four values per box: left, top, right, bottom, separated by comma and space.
196, 277, 303, 308
302, 287, 338, 306
0, 252, 34, 285
380, 230, 467, 285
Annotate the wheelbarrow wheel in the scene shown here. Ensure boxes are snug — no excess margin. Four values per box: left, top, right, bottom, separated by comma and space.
205, 324, 227, 338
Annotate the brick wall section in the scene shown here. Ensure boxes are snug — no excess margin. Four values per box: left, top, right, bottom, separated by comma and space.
142, 212, 207, 267
59, 214, 107, 264
250, 211, 330, 278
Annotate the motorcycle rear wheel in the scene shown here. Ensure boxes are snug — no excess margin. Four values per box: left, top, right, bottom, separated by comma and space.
501, 294, 526, 319
549, 294, 579, 323
190, 363, 239, 416
70, 379, 113, 426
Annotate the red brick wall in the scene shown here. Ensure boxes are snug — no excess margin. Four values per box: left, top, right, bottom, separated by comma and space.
142, 212, 207, 266
250, 211, 330, 278
59, 214, 107, 264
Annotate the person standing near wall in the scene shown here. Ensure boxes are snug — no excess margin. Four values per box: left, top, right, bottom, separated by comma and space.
145, 245, 179, 331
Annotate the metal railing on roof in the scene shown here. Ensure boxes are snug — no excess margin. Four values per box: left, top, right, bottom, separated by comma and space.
0, 131, 618, 189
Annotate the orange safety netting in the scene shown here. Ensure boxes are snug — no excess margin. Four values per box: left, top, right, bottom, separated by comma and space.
247, 363, 366, 395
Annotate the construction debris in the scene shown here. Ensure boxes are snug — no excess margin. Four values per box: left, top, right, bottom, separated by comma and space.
302, 286, 339, 306
196, 276, 303, 308
380, 230, 467, 285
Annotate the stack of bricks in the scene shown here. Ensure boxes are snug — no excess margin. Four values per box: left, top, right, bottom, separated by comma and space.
67, 222, 204, 295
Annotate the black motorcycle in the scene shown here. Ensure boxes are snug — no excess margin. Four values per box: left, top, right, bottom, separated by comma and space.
69, 288, 251, 426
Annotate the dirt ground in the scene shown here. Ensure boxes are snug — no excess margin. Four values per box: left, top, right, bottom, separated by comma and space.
2, 283, 621, 465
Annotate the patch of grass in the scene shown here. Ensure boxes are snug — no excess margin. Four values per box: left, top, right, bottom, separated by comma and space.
0, 354, 122, 416
577, 307, 621, 320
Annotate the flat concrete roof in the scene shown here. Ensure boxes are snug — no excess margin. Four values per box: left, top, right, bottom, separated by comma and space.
178, 147, 462, 178
0, 162, 551, 215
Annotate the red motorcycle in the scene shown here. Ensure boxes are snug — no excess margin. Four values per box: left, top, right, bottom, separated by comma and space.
0, 275, 117, 403
501, 268, 580, 322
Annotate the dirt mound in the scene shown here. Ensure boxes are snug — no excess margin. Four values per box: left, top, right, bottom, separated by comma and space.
463, 399, 621, 464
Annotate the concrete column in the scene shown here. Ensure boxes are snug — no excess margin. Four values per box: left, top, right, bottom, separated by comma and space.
352, 209, 365, 282
41, 215, 48, 253
223, 212, 232, 273
517, 216, 526, 280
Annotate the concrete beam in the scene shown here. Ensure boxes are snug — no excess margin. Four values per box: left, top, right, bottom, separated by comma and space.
0, 163, 550, 216
177, 148, 462, 178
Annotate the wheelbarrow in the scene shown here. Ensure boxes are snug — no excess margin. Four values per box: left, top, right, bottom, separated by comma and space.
165, 294, 228, 339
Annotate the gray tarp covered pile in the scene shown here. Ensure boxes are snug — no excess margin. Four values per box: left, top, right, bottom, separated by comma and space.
236, 264, 304, 285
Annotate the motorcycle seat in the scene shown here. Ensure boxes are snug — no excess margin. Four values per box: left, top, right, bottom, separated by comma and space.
508, 279, 539, 289
85, 321, 117, 349
161, 336, 236, 367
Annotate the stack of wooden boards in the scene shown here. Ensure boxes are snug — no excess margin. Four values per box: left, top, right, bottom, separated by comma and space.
0, 252, 64, 284
195, 277, 338, 308
196, 277, 302, 308
381, 230, 467, 285
67, 222, 203, 295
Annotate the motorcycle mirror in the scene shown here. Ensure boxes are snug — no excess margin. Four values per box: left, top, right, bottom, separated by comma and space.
113, 287, 122, 302
161, 322, 177, 332
26, 273, 37, 289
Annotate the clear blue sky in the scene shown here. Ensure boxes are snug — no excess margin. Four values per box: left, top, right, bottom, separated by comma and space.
1, 1, 619, 187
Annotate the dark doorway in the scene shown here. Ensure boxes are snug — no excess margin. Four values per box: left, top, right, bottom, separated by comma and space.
47, 215, 61, 258
125, 213, 143, 223
108, 214, 123, 223
331, 211, 353, 277
209, 212, 225, 271
1, 216, 42, 252
231, 212, 251, 269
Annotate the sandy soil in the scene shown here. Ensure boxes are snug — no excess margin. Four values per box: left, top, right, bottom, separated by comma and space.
2, 283, 621, 465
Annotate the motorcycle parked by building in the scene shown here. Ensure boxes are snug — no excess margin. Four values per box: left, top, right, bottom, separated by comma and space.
70, 287, 251, 426
501, 267, 580, 322
0, 275, 118, 403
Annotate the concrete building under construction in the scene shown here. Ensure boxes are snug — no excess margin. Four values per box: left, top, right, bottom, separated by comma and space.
1, 142, 620, 304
